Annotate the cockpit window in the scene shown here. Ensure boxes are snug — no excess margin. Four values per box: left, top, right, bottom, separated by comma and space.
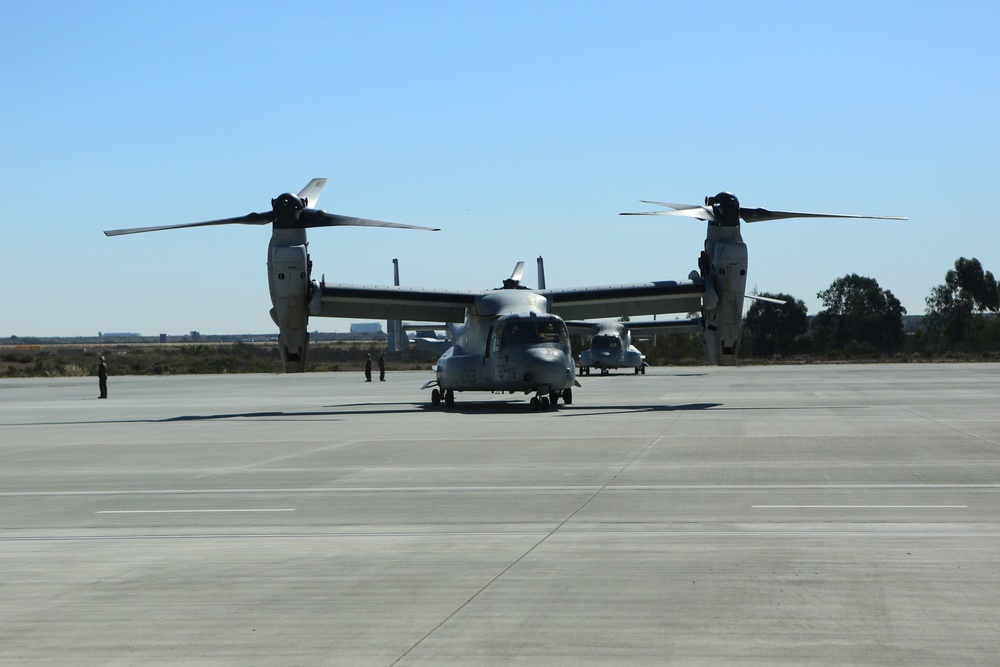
504, 322, 534, 346
499, 317, 567, 348
592, 334, 620, 349
538, 321, 563, 343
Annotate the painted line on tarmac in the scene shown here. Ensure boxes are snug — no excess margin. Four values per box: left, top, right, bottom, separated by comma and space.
3, 529, 999, 543
95, 509, 296, 514
753, 505, 968, 508
4, 483, 1000, 497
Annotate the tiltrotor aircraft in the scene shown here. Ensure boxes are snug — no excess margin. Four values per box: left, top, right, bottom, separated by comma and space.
573, 318, 701, 375
316, 256, 707, 409
106, 181, 904, 409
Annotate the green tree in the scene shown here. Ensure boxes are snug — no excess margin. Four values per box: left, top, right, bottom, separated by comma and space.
642, 333, 704, 366
951, 257, 1000, 311
811, 274, 905, 354
924, 257, 1000, 352
741, 292, 809, 358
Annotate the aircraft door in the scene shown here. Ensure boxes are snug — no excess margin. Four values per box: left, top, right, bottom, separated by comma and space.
487, 324, 505, 379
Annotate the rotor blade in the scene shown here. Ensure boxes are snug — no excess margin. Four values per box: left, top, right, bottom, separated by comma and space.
740, 207, 907, 223
639, 200, 701, 210
301, 210, 440, 231
296, 177, 327, 208
747, 294, 788, 305
104, 212, 274, 236
510, 261, 525, 283
620, 205, 715, 222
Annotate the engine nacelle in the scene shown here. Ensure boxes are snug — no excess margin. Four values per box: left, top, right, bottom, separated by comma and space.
702, 239, 747, 366
269, 243, 310, 372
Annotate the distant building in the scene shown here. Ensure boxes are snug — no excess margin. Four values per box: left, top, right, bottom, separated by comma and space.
99, 332, 141, 339
350, 323, 384, 335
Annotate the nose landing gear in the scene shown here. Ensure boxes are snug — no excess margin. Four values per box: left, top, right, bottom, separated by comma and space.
431, 388, 455, 407
530, 395, 550, 411
531, 387, 572, 411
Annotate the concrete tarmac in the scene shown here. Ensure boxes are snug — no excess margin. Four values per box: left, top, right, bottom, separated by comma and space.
1, 363, 999, 665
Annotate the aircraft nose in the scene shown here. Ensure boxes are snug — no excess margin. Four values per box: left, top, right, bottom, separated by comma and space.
523, 346, 572, 385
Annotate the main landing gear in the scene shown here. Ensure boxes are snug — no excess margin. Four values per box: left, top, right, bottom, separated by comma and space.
429, 386, 573, 411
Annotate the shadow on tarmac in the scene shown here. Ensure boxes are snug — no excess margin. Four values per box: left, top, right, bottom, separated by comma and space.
10, 399, 860, 425
417, 401, 724, 415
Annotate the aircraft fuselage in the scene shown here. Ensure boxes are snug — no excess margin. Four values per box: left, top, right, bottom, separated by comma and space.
579, 322, 644, 374
433, 290, 576, 400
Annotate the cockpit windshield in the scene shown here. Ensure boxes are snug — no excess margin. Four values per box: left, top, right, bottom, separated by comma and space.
592, 334, 620, 349
498, 317, 567, 348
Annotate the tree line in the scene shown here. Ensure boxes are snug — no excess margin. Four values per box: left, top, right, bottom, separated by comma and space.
739, 257, 1000, 360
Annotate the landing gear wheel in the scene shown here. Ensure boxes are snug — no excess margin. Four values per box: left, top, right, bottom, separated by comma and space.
540, 396, 550, 411
549, 391, 559, 406
641, 365, 646, 375
445, 390, 455, 407
635, 367, 640, 374
530, 396, 540, 411
431, 388, 441, 407
563, 387, 573, 405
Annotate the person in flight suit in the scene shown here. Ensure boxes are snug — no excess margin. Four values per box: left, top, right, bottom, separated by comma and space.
378, 352, 386, 381
364, 354, 372, 382
97, 356, 108, 398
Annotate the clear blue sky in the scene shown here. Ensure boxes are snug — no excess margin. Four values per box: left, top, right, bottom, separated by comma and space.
3, 1, 998, 337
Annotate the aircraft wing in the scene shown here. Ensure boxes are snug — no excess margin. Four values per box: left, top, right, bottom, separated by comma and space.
564, 318, 703, 336
315, 284, 477, 323
543, 280, 705, 321
626, 318, 703, 335
401, 323, 449, 331
565, 321, 600, 335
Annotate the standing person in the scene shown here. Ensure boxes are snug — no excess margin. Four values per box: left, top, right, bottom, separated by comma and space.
378, 352, 386, 381
364, 354, 372, 382
97, 356, 108, 399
